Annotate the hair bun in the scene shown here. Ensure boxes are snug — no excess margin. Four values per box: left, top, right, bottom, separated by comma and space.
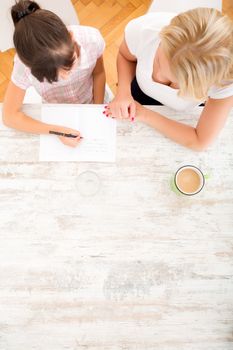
11, 1, 40, 24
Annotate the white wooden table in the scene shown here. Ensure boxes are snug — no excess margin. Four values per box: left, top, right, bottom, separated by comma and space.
0, 104, 233, 350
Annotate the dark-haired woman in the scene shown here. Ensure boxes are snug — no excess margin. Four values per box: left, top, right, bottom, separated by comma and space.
3, 0, 106, 148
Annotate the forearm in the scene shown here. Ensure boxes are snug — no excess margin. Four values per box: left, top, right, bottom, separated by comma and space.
138, 106, 202, 151
117, 52, 136, 95
3, 110, 62, 134
93, 70, 106, 104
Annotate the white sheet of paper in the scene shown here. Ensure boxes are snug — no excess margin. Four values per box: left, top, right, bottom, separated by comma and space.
40, 105, 116, 162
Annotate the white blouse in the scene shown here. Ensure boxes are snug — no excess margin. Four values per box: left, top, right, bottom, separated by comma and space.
125, 13, 233, 111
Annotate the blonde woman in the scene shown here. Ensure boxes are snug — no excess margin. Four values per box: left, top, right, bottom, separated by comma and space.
106, 8, 233, 151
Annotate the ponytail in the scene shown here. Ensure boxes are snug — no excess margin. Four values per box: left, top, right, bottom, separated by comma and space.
11, 1, 40, 25
10, 0, 76, 83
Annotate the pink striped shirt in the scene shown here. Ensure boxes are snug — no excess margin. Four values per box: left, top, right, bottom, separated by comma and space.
11, 25, 105, 104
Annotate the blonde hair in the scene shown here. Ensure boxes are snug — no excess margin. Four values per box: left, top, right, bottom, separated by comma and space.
160, 8, 233, 100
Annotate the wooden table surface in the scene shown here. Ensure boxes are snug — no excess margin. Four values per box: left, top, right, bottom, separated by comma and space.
0, 104, 233, 350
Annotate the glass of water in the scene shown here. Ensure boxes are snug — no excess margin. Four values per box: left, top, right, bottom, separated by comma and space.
77, 170, 101, 196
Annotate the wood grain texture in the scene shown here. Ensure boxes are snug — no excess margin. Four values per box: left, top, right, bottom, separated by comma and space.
0, 104, 233, 350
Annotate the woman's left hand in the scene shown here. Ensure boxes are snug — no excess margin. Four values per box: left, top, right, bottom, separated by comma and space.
104, 100, 146, 123
104, 100, 145, 122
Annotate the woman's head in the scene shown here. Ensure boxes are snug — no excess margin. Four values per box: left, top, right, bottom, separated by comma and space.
11, 0, 78, 83
159, 7, 233, 100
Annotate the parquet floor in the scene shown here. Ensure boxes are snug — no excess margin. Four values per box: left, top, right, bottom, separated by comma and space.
0, 0, 233, 100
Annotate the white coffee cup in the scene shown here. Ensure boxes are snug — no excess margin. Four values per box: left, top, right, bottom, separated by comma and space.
174, 165, 205, 196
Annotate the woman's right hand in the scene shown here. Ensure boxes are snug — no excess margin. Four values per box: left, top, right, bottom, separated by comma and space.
56, 126, 83, 148
107, 93, 136, 121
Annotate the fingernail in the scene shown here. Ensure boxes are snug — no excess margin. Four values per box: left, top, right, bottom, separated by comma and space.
104, 105, 108, 109
103, 111, 106, 114
131, 117, 135, 122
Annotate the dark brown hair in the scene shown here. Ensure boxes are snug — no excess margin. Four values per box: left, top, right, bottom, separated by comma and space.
11, 0, 77, 83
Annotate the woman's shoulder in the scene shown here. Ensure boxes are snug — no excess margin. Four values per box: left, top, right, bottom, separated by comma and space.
126, 12, 177, 31
68, 25, 103, 45
68, 25, 105, 58
13, 53, 24, 65
11, 53, 32, 90
13, 54, 31, 74
124, 12, 177, 56
208, 81, 233, 99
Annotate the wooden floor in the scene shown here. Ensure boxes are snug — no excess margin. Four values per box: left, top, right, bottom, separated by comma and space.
0, 0, 233, 100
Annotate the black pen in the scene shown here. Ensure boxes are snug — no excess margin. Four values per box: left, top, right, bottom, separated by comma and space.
49, 130, 83, 139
